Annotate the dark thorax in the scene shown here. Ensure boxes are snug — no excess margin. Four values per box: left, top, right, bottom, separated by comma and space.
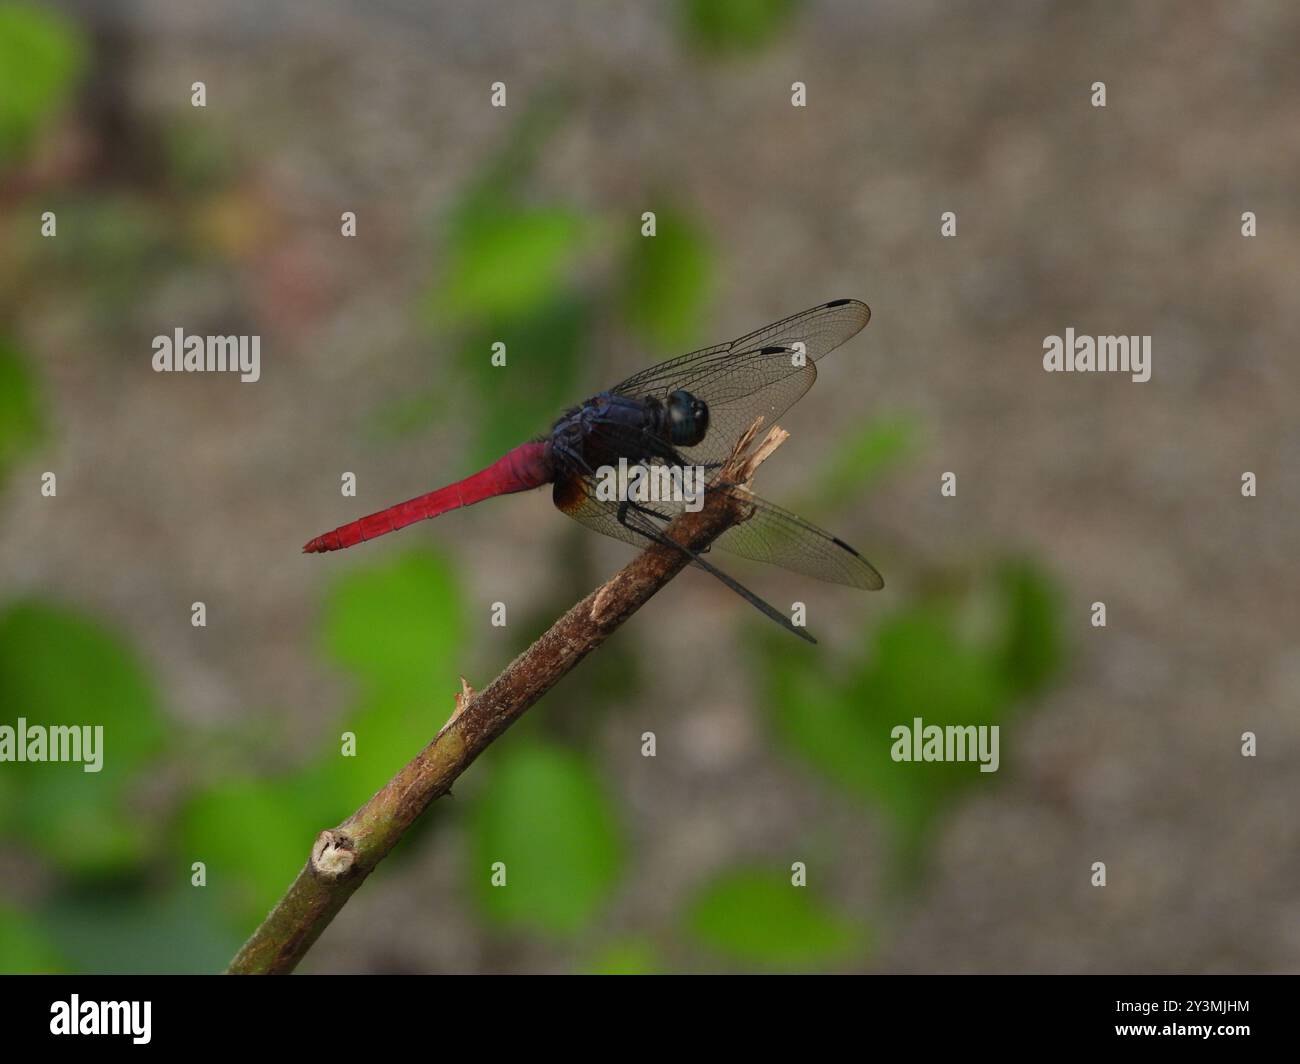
551, 393, 666, 474
549, 389, 710, 477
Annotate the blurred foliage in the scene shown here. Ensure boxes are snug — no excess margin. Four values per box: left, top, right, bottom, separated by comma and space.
318, 551, 466, 803
0, 600, 243, 973
0, 902, 66, 973
412, 103, 713, 465
761, 561, 1064, 873
620, 205, 713, 352
37, 199, 186, 323
470, 742, 622, 936
431, 203, 589, 326
996, 559, 1065, 697
421, 189, 592, 462
1, 10, 242, 336
459, 295, 593, 467
17, 191, 218, 348
0, 601, 167, 877
677, 0, 802, 53
320, 551, 462, 697
686, 868, 865, 969
582, 937, 659, 974
807, 415, 920, 503
0, 2, 85, 164
178, 769, 339, 927
508, 525, 645, 738
40, 888, 238, 975
164, 122, 239, 195
0, 338, 45, 487
179, 550, 465, 926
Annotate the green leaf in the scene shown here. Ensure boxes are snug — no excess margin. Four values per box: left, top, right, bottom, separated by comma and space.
178, 769, 341, 927
760, 565, 1065, 868
686, 869, 865, 969
391, 271, 590, 451
325, 686, 450, 806
319, 550, 463, 694
765, 605, 1006, 827
459, 90, 570, 208
471, 743, 622, 936
0, 902, 66, 973
677, 0, 801, 54
995, 559, 1064, 699
0, 601, 165, 770
808, 415, 919, 504
429, 204, 587, 327
765, 653, 879, 797
15, 771, 153, 874
0, 600, 167, 875
0, 2, 85, 163
582, 937, 659, 974
620, 207, 712, 352
0, 337, 45, 485
462, 295, 590, 466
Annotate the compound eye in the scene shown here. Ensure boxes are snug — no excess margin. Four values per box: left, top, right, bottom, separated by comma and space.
666, 390, 707, 447
693, 401, 709, 437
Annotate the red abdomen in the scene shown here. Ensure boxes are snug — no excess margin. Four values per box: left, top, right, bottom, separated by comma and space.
303, 441, 553, 553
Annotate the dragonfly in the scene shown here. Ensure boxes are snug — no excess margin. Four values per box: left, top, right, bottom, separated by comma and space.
304, 299, 882, 643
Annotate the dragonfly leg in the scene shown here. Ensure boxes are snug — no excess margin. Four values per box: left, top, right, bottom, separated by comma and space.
551, 438, 591, 475
614, 499, 816, 644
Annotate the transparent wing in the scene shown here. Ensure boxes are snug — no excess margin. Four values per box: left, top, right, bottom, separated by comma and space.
553, 470, 882, 590
709, 486, 884, 590
607, 299, 870, 469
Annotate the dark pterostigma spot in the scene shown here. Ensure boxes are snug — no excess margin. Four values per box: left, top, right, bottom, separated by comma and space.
832, 535, 862, 556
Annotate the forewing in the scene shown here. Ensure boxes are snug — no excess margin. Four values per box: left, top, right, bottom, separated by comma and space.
608, 299, 870, 467
610, 299, 870, 399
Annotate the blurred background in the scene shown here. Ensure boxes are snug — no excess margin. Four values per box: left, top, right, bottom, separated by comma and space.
1, 0, 1297, 974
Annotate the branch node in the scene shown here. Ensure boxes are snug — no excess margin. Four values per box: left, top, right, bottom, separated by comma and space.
310, 829, 356, 881
437, 676, 476, 738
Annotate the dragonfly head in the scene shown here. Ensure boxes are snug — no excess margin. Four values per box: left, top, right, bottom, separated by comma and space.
666, 389, 710, 448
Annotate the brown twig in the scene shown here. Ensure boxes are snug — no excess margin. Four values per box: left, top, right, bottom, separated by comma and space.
226, 421, 786, 974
